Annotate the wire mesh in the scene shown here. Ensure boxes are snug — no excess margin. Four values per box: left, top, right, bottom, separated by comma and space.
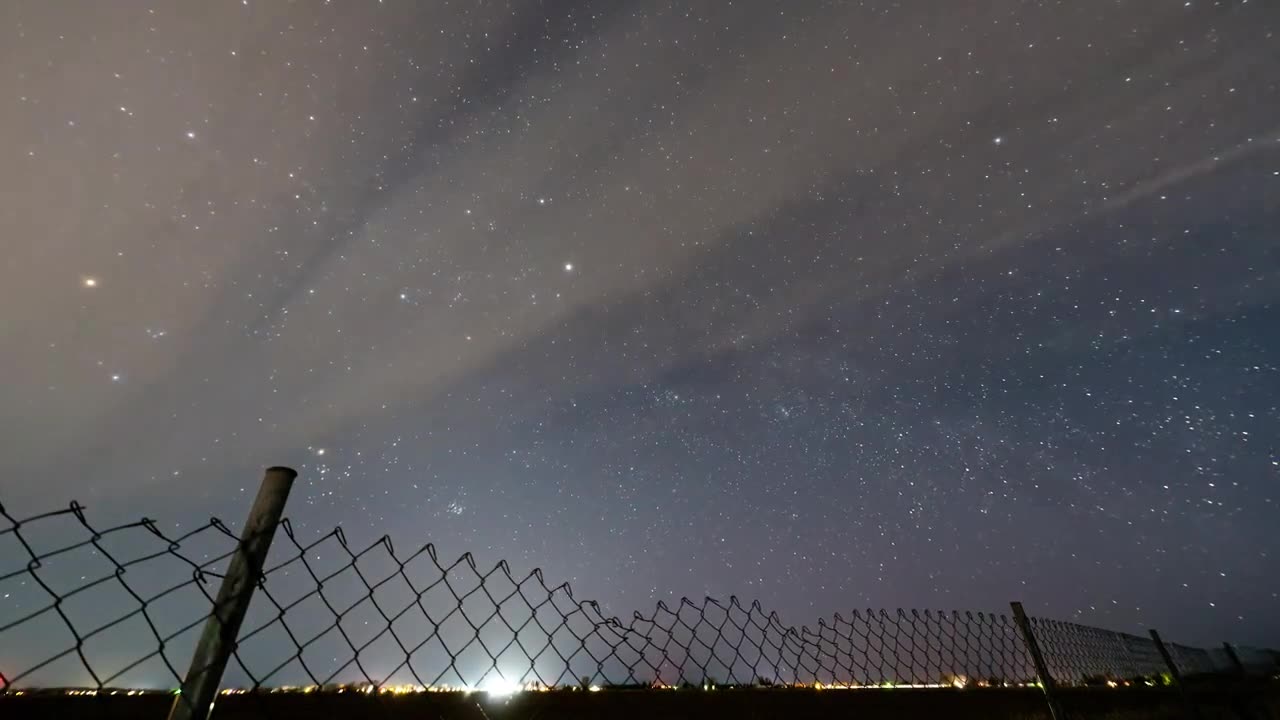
1168, 642, 1219, 677
0, 501, 240, 691
1233, 646, 1280, 675
1025, 617, 1171, 684
2, 499, 1275, 697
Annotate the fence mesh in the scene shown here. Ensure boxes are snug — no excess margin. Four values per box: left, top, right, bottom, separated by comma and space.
2, 499, 1276, 697
1029, 618, 1169, 683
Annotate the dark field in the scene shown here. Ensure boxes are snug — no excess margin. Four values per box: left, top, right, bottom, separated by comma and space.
4, 681, 1279, 720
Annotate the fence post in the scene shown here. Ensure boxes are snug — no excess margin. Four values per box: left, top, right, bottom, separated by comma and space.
1221, 642, 1245, 675
1009, 602, 1065, 720
1150, 629, 1201, 720
168, 466, 297, 720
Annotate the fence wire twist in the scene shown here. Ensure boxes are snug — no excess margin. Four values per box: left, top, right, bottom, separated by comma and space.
1, 500, 1275, 695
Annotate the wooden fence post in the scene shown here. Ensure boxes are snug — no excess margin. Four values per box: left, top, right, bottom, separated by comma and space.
1010, 602, 1065, 720
168, 466, 297, 720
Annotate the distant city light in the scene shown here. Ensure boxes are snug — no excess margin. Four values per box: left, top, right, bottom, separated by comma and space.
480, 679, 523, 697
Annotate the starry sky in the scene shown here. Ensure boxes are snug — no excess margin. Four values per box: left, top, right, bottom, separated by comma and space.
2, 0, 1278, 661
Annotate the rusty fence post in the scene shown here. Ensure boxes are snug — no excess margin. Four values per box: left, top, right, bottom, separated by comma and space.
1010, 602, 1065, 720
1150, 629, 1201, 720
168, 466, 297, 720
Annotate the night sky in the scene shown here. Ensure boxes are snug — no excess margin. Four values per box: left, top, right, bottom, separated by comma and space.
2, 0, 1278, 666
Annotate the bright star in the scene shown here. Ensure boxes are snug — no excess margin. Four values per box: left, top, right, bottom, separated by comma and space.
564, 263, 574, 272
82, 277, 98, 288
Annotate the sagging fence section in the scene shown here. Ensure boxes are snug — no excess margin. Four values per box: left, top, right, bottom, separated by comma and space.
2, 468, 1277, 719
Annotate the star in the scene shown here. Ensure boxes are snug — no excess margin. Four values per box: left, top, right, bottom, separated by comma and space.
82, 277, 98, 288
564, 263, 574, 272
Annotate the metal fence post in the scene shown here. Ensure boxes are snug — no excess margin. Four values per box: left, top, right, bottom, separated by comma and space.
1010, 602, 1065, 720
1222, 642, 1245, 675
1150, 629, 1201, 720
168, 466, 297, 720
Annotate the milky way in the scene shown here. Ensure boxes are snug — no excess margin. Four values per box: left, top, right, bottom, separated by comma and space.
1, 0, 1278, 660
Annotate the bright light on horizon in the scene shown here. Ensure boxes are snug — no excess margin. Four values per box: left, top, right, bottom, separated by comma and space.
479, 679, 523, 697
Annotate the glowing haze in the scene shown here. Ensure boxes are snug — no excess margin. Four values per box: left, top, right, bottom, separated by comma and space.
1, 0, 1277, 650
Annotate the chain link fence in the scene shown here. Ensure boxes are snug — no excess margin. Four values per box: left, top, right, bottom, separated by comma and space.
2, 497, 1276, 701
